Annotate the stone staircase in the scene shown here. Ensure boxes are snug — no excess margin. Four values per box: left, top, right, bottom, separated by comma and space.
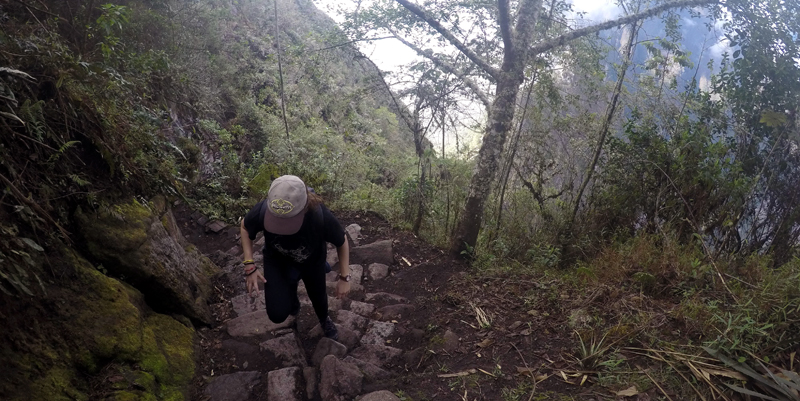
203, 225, 415, 401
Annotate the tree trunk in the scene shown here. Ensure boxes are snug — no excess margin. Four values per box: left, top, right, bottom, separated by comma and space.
451, 74, 524, 255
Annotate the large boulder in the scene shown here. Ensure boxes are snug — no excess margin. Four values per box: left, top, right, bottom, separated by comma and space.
75, 198, 218, 324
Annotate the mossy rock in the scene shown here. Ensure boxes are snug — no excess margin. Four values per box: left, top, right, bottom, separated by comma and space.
2, 249, 195, 401
74, 198, 216, 324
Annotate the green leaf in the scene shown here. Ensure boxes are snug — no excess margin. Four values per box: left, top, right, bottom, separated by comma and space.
760, 111, 788, 128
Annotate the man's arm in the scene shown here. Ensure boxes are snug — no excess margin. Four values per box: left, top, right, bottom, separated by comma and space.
336, 238, 350, 298
242, 219, 265, 294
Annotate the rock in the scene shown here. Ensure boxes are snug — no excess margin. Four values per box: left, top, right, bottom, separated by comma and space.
349, 264, 364, 285
568, 308, 592, 329
368, 263, 390, 280
227, 245, 242, 257
443, 330, 459, 352
337, 326, 362, 350
350, 240, 393, 266
260, 333, 307, 367
204, 371, 262, 401
308, 325, 361, 349
197, 215, 209, 226
326, 247, 339, 268
345, 224, 362, 246
222, 339, 261, 367
267, 367, 303, 401
319, 355, 363, 401
160, 205, 187, 247
357, 390, 402, 401
312, 337, 348, 366
254, 234, 265, 249
349, 301, 375, 317
326, 270, 339, 282
375, 304, 414, 321
403, 347, 424, 367
365, 292, 408, 304
348, 344, 403, 368
328, 296, 343, 312
336, 310, 369, 332
343, 357, 393, 383
361, 320, 396, 346
303, 367, 318, 400
74, 201, 217, 324
206, 220, 227, 233
410, 328, 425, 341
231, 293, 265, 316
326, 281, 364, 296
227, 311, 295, 337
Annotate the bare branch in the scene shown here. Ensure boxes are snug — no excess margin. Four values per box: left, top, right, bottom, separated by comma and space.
388, 28, 492, 110
528, 0, 716, 58
394, 0, 501, 79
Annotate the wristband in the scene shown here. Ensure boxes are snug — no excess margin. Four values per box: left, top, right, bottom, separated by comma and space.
243, 259, 255, 265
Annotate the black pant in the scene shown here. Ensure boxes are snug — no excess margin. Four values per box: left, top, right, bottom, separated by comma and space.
263, 260, 329, 325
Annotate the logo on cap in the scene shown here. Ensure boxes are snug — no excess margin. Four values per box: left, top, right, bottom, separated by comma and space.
270, 199, 294, 215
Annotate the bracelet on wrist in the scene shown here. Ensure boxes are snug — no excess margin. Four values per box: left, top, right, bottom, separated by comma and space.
245, 268, 259, 277
243, 259, 255, 265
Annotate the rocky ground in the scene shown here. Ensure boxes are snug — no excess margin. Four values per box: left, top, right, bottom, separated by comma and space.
176, 205, 636, 401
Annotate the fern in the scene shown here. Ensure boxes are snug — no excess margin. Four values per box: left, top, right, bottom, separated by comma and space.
48, 140, 80, 163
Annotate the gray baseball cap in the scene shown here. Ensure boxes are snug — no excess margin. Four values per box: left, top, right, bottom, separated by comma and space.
263, 175, 308, 235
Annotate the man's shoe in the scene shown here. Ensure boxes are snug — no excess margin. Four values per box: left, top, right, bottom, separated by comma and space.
322, 316, 339, 341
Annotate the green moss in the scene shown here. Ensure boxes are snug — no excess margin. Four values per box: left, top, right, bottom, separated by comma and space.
66, 250, 144, 364
139, 314, 194, 399
25, 367, 88, 401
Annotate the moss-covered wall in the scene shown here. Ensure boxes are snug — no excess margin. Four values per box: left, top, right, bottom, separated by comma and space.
0, 249, 196, 401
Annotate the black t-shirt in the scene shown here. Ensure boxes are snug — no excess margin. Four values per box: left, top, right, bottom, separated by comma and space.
243, 201, 345, 270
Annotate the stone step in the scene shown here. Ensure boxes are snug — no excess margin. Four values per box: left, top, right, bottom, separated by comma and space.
360, 320, 396, 346
312, 337, 348, 366
350, 240, 394, 266
349, 300, 375, 317
348, 344, 403, 368
357, 390, 402, 401
204, 371, 262, 401
260, 332, 307, 368
227, 311, 295, 337
231, 293, 265, 316
320, 355, 364, 401
267, 367, 304, 401
343, 356, 393, 383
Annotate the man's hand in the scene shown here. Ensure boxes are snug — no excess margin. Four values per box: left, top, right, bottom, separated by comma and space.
336, 279, 350, 299
246, 269, 266, 297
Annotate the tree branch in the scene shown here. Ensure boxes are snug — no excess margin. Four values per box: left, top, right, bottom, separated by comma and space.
388, 28, 492, 110
497, 0, 513, 56
394, 0, 501, 79
528, 0, 716, 57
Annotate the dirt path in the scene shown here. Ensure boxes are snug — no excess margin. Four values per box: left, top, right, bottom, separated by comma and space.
177, 207, 592, 401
